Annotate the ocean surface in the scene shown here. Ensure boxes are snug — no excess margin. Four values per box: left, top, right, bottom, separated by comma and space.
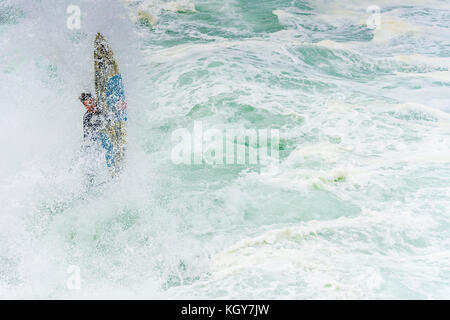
1, 0, 450, 299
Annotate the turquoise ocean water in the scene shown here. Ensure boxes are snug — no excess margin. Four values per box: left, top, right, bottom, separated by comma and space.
1, 0, 450, 298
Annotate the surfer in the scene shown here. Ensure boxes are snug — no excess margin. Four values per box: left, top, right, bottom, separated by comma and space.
77, 32, 128, 178
79, 92, 104, 143
79, 92, 114, 184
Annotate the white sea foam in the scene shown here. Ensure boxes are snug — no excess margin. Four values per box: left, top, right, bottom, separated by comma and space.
1, 0, 450, 299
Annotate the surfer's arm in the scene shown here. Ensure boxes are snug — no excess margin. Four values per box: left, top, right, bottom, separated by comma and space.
83, 112, 91, 139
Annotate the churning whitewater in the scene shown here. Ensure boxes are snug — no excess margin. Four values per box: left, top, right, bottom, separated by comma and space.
1, 0, 450, 299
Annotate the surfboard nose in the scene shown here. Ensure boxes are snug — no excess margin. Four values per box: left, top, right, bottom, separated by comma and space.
95, 32, 104, 41
95, 33, 106, 48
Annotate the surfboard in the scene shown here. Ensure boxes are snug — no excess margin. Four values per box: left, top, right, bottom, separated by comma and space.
94, 32, 127, 174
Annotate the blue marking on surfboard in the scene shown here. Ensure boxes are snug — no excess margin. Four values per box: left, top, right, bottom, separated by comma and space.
106, 74, 127, 121
100, 132, 114, 168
